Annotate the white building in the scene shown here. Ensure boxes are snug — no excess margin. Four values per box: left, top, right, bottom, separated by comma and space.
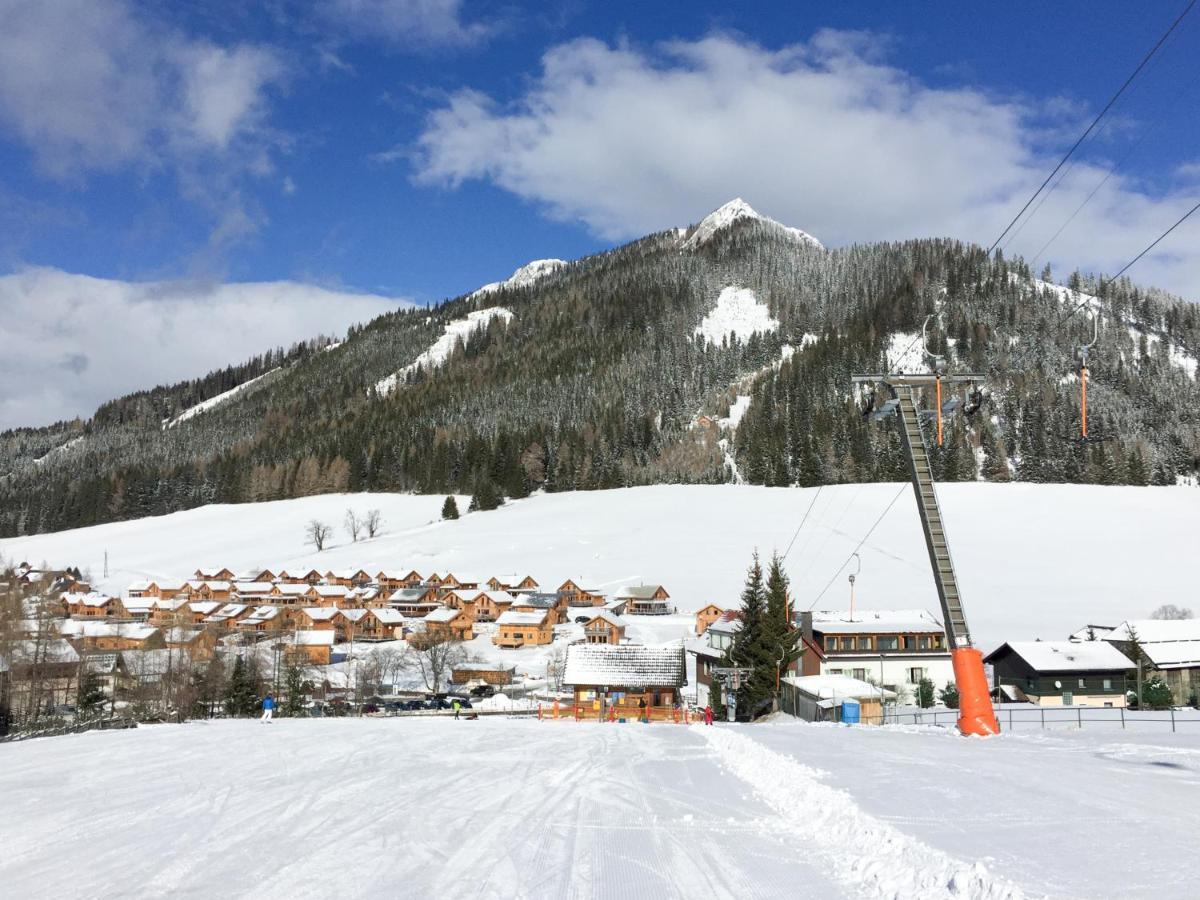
798, 608, 955, 701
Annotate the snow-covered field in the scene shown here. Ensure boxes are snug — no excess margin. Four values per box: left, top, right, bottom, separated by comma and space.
2, 483, 1197, 649
2, 717, 1197, 898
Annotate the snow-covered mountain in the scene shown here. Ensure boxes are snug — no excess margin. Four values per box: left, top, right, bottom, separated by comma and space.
682, 197, 824, 251
2, 197, 1197, 537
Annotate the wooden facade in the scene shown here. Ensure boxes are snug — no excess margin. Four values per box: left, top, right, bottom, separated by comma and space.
694, 604, 725, 635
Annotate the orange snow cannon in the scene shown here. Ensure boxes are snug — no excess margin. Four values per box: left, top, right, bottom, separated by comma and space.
952, 647, 1000, 736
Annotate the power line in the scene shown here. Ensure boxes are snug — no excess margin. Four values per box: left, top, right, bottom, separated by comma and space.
781, 484, 823, 562
1059, 196, 1200, 325
987, 0, 1197, 255
806, 485, 907, 610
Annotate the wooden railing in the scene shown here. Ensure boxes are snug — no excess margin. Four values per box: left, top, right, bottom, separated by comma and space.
539, 703, 695, 723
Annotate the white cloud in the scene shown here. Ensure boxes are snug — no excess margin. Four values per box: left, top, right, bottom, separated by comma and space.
414, 32, 1200, 299
323, 0, 490, 46
0, 0, 286, 175
0, 267, 411, 430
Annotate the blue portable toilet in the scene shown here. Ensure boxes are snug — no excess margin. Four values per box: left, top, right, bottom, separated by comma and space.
840, 698, 861, 725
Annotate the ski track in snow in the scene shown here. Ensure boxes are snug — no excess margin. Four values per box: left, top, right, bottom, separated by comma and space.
163, 368, 278, 429
704, 727, 1025, 900
375, 307, 513, 395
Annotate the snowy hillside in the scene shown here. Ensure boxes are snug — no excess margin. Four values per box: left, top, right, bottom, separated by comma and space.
3, 483, 1196, 649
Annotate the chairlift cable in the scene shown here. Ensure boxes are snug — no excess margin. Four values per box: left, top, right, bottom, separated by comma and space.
781, 484, 823, 562
987, 0, 1197, 255
806, 484, 908, 610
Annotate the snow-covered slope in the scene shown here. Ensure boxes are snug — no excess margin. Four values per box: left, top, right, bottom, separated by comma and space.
682, 198, 823, 250
163, 369, 279, 428
2, 717, 1196, 898
3, 483, 1196, 649
471, 259, 566, 298
375, 307, 513, 395
695, 286, 779, 345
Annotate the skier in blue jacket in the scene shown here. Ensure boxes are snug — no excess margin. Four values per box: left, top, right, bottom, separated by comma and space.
261, 693, 275, 723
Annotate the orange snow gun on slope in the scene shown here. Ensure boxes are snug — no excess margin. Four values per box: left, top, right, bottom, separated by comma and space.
952, 648, 999, 736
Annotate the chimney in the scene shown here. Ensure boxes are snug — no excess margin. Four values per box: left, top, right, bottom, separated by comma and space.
800, 611, 813, 643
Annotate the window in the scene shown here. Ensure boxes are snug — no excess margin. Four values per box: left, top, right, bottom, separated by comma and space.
859, 637, 873, 651
1077, 678, 1086, 689
877, 636, 898, 651
852, 669, 867, 681
918, 636, 931, 650
1102, 678, 1113, 691
908, 667, 926, 683
1062, 691, 1074, 705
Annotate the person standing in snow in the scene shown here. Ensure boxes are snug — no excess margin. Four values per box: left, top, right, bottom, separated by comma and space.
261, 694, 275, 723
704, 704, 713, 725
452, 699, 461, 720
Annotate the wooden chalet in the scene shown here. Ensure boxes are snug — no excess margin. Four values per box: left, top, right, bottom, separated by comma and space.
563, 644, 687, 719
422, 607, 474, 642
510, 593, 562, 625
388, 587, 441, 617
201, 603, 251, 630
238, 605, 292, 633
325, 569, 373, 588
487, 574, 539, 592
163, 627, 217, 660
452, 663, 516, 686
469, 590, 516, 623
269, 583, 313, 606
186, 580, 233, 602
232, 582, 275, 603
361, 608, 406, 640
277, 568, 324, 585
557, 579, 605, 607
440, 573, 483, 592
583, 611, 626, 645
193, 568, 236, 582
61, 621, 165, 652
63, 592, 131, 620
146, 598, 194, 626
494, 610, 552, 648
287, 630, 334, 665
2, 639, 80, 720
376, 569, 424, 591
305, 584, 352, 607
613, 585, 672, 616
441, 590, 477, 619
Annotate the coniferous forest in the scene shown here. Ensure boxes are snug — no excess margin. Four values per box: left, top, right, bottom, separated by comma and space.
2, 213, 1198, 537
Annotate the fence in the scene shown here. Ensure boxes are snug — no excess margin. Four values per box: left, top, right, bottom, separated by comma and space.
865, 705, 1200, 732
539, 703, 694, 723
0, 716, 137, 743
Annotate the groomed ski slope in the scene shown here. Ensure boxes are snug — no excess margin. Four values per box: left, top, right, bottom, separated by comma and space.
2, 484, 1196, 648
3, 718, 1198, 898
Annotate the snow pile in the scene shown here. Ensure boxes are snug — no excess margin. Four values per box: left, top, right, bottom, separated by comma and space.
163, 369, 278, 429
375, 307, 513, 395
704, 727, 1025, 899
682, 198, 823, 250
695, 286, 779, 345
471, 259, 566, 298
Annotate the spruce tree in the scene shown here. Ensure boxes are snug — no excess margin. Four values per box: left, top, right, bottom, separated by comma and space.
730, 552, 775, 720
764, 553, 802, 687
468, 478, 503, 512
1141, 676, 1174, 711
938, 682, 959, 709
283, 663, 309, 716
223, 656, 257, 717
441, 496, 460, 520
916, 677, 935, 709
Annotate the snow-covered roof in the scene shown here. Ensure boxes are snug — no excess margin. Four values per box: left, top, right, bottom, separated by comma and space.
1105, 620, 1200, 668
810, 609, 944, 634
60, 620, 159, 640
63, 591, 116, 607
340, 609, 368, 622
126, 580, 151, 592
389, 587, 434, 602
585, 610, 627, 629
991, 641, 1134, 673
293, 631, 335, 647
496, 610, 548, 626
274, 583, 311, 595
233, 581, 274, 594
5, 638, 80, 666
309, 584, 351, 596
612, 585, 667, 600
472, 590, 517, 605
563, 644, 686, 688
783, 674, 895, 701
369, 608, 406, 624
425, 607, 465, 624
300, 607, 341, 621
187, 600, 222, 615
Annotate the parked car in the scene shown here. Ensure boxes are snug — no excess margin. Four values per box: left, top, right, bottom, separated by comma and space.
469, 684, 496, 698
396, 699, 424, 711
424, 698, 452, 710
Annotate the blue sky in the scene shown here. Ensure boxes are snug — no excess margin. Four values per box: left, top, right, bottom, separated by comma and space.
1, 1, 1199, 427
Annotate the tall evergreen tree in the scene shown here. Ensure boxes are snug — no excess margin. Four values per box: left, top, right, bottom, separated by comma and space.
223, 656, 257, 717
441, 495, 460, 520
764, 553, 802, 688
730, 553, 776, 720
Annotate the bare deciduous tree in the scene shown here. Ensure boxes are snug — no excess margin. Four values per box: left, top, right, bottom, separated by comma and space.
344, 508, 361, 542
405, 633, 467, 695
545, 645, 568, 693
365, 508, 383, 538
1151, 604, 1194, 620
306, 520, 332, 552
